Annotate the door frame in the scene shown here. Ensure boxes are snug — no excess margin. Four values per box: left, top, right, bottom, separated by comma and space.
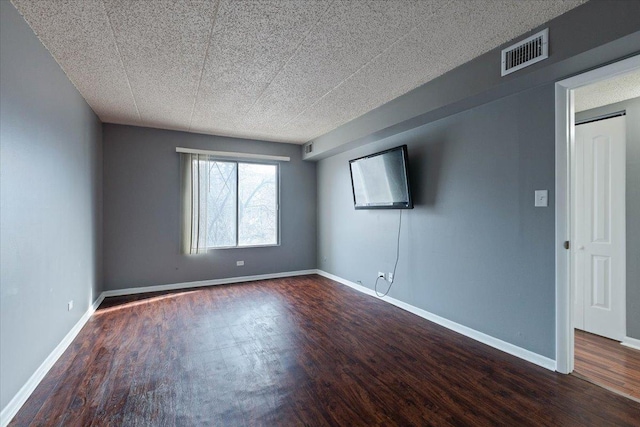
555, 54, 640, 374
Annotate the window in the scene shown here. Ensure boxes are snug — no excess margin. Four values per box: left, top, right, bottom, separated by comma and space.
181, 154, 279, 253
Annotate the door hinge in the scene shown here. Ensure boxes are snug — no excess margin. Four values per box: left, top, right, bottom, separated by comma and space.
564, 241, 570, 250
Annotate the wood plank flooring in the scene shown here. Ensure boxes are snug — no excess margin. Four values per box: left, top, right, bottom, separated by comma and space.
10, 275, 640, 426
575, 329, 640, 400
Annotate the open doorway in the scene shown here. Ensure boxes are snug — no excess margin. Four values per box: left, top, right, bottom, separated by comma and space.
572, 74, 640, 399
555, 55, 640, 400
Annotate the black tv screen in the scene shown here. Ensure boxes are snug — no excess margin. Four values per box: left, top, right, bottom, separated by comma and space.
349, 145, 413, 209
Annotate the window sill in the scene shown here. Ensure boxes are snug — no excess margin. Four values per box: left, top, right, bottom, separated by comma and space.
206, 243, 280, 251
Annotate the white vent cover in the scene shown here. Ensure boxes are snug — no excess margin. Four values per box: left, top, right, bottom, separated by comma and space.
304, 143, 313, 154
501, 28, 549, 76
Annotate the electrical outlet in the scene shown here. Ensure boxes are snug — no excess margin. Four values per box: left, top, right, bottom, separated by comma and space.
236, 260, 244, 266
388, 272, 394, 282
68, 300, 73, 311
378, 271, 385, 279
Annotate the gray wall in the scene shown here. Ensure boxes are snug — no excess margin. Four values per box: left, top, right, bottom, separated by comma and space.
576, 98, 640, 339
314, 0, 640, 363
102, 124, 316, 291
0, 1, 103, 411
318, 84, 557, 358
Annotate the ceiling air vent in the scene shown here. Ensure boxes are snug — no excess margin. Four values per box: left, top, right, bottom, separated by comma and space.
501, 28, 548, 76
304, 142, 313, 154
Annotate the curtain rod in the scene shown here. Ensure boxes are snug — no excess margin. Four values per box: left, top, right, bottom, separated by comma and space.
176, 147, 290, 162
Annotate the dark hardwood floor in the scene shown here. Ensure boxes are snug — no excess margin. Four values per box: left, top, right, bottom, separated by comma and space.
574, 329, 640, 401
10, 275, 640, 426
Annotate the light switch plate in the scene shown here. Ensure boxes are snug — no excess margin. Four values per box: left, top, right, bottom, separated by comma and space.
535, 190, 548, 207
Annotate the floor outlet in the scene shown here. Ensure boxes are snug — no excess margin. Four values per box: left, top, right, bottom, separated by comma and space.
388, 272, 394, 282
236, 260, 244, 266
378, 271, 385, 280
68, 300, 73, 311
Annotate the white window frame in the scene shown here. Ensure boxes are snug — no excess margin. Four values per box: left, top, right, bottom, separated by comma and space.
201, 157, 280, 250
178, 148, 288, 254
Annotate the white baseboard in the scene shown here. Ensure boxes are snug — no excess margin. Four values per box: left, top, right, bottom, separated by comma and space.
622, 336, 640, 351
101, 269, 317, 298
316, 270, 557, 371
0, 293, 105, 427
1, 269, 315, 427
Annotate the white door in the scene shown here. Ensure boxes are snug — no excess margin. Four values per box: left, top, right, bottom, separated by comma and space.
573, 115, 626, 341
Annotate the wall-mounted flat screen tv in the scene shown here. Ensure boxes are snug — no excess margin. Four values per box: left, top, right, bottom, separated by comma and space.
349, 145, 413, 209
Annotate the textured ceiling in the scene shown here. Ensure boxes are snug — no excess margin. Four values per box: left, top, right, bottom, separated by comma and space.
12, 0, 586, 144
574, 68, 640, 112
